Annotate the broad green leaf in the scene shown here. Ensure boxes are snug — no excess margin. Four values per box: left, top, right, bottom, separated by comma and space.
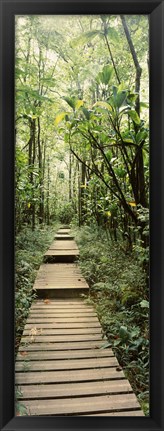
82, 107, 90, 120
119, 325, 129, 340
123, 138, 134, 143
93, 101, 112, 112
62, 96, 75, 110
128, 110, 141, 125
105, 150, 112, 161
75, 99, 84, 110
55, 112, 69, 125
140, 300, 149, 309
98, 65, 113, 85
136, 130, 148, 144
106, 26, 120, 43
140, 101, 149, 109
71, 30, 101, 47
99, 341, 112, 349
116, 91, 127, 108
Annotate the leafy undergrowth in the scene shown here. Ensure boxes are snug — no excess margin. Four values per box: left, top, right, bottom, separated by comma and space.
15, 223, 59, 355
74, 224, 149, 416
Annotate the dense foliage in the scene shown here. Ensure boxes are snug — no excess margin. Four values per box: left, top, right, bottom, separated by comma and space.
15, 225, 59, 352
15, 14, 149, 415
74, 224, 149, 415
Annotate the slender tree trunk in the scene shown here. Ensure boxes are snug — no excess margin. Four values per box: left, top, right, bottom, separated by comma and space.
46, 157, 50, 225
38, 118, 44, 224
102, 20, 121, 85
69, 149, 72, 201
32, 119, 36, 231
121, 15, 147, 210
120, 15, 142, 116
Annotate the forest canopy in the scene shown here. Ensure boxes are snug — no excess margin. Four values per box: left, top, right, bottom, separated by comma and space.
15, 14, 149, 236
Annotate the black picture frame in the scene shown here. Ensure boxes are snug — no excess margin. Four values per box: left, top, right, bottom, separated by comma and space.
0, 0, 164, 430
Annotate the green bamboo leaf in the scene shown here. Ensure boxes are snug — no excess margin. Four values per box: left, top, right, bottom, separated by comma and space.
128, 110, 141, 125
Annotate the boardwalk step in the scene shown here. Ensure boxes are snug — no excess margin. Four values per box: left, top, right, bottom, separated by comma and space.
33, 263, 89, 298
55, 234, 74, 240
16, 299, 143, 416
16, 393, 140, 416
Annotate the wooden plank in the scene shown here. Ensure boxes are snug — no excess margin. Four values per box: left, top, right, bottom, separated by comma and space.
29, 309, 96, 315
34, 298, 87, 301
85, 410, 144, 416
57, 229, 71, 234
24, 321, 101, 329
48, 240, 78, 250
23, 325, 102, 336
28, 313, 96, 319
17, 348, 114, 361
17, 393, 140, 415
21, 334, 105, 343
26, 317, 99, 323
35, 264, 80, 270
44, 250, 79, 256
16, 380, 132, 399
33, 299, 89, 304
15, 367, 126, 384
34, 284, 88, 289
30, 304, 95, 310
18, 340, 106, 351
15, 357, 118, 371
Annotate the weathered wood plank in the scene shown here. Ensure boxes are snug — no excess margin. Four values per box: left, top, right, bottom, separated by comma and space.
29, 309, 96, 315
49, 240, 78, 250
28, 314, 97, 319
24, 322, 101, 329
57, 229, 70, 234
26, 317, 99, 323
44, 250, 79, 256
17, 393, 140, 416
16, 357, 118, 371
85, 410, 144, 416
17, 380, 132, 399
30, 303, 91, 309
15, 367, 125, 384
21, 334, 106, 343
17, 348, 114, 361
35, 264, 80, 270
23, 326, 102, 336
18, 340, 106, 351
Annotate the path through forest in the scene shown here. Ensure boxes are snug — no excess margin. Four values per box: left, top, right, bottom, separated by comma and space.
15, 227, 144, 416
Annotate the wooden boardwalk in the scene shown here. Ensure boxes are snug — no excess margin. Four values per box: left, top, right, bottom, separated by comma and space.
15, 227, 144, 416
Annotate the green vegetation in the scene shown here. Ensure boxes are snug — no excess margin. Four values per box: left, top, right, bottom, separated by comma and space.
15, 14, 149, 415
74, 224, 149, 415
15, 225, 59, 352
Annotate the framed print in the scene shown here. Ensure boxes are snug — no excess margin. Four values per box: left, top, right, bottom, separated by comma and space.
0, 0, 164, 430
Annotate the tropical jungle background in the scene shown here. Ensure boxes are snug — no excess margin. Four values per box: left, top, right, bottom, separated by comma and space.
15, 15, 149, 415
